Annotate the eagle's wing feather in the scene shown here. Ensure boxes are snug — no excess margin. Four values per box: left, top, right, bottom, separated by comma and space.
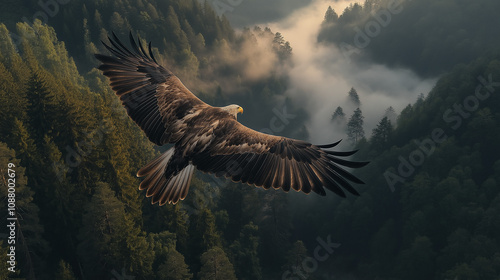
192, 119, 368, 197
95, 32, 207, 145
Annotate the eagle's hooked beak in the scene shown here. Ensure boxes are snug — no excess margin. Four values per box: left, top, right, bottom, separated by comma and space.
238, 107, 243, 114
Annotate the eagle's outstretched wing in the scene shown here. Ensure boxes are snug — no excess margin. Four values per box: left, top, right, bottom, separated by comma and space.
95, 32, 207, 145
192, 119, 368, 197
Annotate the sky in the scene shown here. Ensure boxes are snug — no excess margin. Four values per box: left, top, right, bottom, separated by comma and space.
223, 0, 437, 145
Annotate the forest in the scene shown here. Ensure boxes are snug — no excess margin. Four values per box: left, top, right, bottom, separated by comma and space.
318, 0, 500, 77
0, 0, 499, 279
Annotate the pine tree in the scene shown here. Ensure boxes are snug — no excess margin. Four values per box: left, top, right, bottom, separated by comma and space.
324, 6, 338, 23
397, 236, 435, 279
78, 182, 125, 278
18, 22, 83, 84
384, 106, 397, 125
198, 247, 237, 280
94, 9, 103, 28
77, 183, 154, 279
416, 93, 425, 104
9, 119, 37, 168
187, 207, 222, 273
170, 205, 190, 254
25, 71, 55, 146
189, 208, 222, 254
258, 192, 292, 274
102, 120, 144, 224
371, 116, 393, 150
214, 209, 229, 238
54, 260, 77, 280
217, 183, 245, 242
331, 106, 346, 124
144, 204, 189, 254
348, 87, 361, 107
158, 249, 193, 280
282, 240, 308, 271
148, 230, 179, 278
273, 32, 292, 61
166, 6, 190, 54
83, 18, 98, 66
110, 12, 127, 31
0, 24, 30, 85
347, 108, 365, 145
0, 24, 19, 62
146, 3, 160, 20
230, 222, 262, 280
39, 135, 86, 266
148, 230, 177, 258
0, 59, 26, 136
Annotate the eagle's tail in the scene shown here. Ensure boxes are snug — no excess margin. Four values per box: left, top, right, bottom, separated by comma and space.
137, 148, 195, 205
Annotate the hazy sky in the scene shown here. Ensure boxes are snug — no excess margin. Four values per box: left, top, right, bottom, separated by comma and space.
225, 0, 437, 145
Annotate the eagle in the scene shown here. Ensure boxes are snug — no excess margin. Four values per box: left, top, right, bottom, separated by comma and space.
95, 33, 368, 206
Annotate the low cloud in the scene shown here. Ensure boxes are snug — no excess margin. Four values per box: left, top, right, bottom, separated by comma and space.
264, 0, 436, 145
175, 27, 286, 98
213, 31, 279, 82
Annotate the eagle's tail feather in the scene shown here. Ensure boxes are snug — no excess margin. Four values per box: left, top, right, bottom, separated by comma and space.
137, 148, 174, 177
137, 148, 194, 205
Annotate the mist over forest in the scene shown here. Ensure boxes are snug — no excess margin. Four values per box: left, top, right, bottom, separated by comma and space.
0, 0, 499, 279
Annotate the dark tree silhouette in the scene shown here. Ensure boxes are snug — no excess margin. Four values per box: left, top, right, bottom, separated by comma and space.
347, 108, 365, 144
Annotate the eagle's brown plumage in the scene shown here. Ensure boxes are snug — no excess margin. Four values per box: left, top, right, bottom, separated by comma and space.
95, 33, 368, 206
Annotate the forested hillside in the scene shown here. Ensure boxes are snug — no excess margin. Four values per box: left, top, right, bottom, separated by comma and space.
291, 55, 500, 279
318, 0, 500, 77
0, 1, 306, 279
1, 0, 500, 280
310, 1, 500, 278
1, 0, 304, 137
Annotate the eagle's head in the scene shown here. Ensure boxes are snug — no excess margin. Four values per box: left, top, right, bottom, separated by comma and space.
222, 104, 244, 119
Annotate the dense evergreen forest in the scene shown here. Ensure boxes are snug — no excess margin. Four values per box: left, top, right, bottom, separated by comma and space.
0, 0, 499, 279
318, 0, 500, 77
